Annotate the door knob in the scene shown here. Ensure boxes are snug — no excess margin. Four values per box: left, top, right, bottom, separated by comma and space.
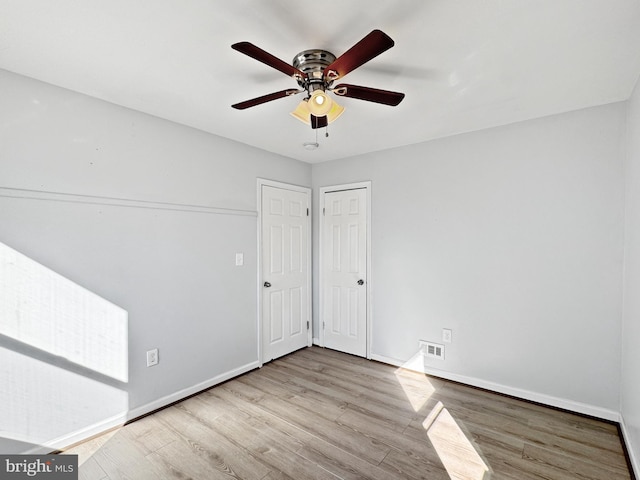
357, 279, 364, 285
264, 281, 272, 288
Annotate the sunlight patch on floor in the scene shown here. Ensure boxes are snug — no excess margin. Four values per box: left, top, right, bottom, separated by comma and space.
423, 401, 491, 480
66, 427, 122, 466
394, 351, 437, 412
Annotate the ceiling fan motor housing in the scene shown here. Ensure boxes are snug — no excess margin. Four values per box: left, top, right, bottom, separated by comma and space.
292, 49, 336, 93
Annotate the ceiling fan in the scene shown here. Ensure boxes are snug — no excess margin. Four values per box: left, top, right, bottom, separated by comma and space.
231, 29, 405, 129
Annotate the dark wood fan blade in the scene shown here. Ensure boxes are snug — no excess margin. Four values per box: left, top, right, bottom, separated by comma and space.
311, 115, 328, 129
232, 89, 302, 110
332, 84, 405, 106
232, 42, 306, 79
324, 30, 395, 81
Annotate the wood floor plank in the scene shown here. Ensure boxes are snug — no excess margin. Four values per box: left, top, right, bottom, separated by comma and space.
435, 382, 539, 426
443, 398, 628, 475
168, 398, 300, 480
522, 442, 631, 480
212, 380, 392, 467
527, 414, 626, 457
87, 432, 173, 480
254, 391, 392, 464
209, 413, 340, 480
456, 425, 533, 480
213, 381, 397, 479
258, 356, 415, 430
295, 443, 394, 480
77, 456, 108, 480
238, 371, 348, 421
156, 406, 274, 480
263, 361, 363, 405
147, 440, 243, 480
336, 407, 448, 467
68, 429, 120, 471
171, 392, 249, 429
64, 346, 633, 480
380, 448, 451, 480
260, 471, 296, 480
280, 353, 433, 410
299, 347, 448, 398
119, 414, 179, 457
344, 396, 419, 432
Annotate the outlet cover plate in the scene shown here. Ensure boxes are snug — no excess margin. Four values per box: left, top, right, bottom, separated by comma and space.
442, 328, 452, 343
147, 348, 159, 367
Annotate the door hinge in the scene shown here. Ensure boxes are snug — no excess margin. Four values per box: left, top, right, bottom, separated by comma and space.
306, 321, 310, 330
307, 208, 309, 216
323, 207, 325, 216
323, 321, 326, 329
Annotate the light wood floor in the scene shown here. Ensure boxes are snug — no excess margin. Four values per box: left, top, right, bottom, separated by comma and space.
66, 346, 633, 479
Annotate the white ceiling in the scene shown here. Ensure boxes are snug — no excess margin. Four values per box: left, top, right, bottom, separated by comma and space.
2, 0, 640, 163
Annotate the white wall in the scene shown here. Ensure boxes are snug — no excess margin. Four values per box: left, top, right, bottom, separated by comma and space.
0, 64, 633, 456
0, 69, 311, 452
313, 103, 626, 417
621, 76, 640, 473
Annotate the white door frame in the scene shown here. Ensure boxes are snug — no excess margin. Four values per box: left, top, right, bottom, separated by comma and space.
318, 181, 372, 359
257, 178, 312, 366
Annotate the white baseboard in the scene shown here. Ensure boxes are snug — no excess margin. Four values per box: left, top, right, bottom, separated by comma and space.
47, 412, 128, 453
18, 411, 128, 454
619, 415, 640, 478
24, 446, 56, 455
23, 360, 260, 454
370, 353, 620, 422
126, 360, 260, 421
312, 337, 321, 346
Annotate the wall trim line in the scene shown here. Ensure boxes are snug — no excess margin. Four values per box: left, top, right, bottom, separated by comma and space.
0, 186, 257, 217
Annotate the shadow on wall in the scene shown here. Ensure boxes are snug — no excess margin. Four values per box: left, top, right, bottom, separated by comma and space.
0, 242, 129, 453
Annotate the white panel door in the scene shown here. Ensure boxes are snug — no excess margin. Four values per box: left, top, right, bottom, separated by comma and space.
322, 188, 367, 357
262, 185, 310, 362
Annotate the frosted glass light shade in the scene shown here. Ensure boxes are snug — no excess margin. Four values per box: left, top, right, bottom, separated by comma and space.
308, 90, 333, 116
290, 98, 345, 125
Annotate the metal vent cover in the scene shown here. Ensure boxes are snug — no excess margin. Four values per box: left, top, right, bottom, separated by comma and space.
420, 340, 445, 360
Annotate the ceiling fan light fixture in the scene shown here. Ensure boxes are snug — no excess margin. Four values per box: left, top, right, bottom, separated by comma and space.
232, 30, 404, 136
290, 98, 345, 126
308, 90, 333, 116
326, 101, 345, 123
290, 100, 312, 125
